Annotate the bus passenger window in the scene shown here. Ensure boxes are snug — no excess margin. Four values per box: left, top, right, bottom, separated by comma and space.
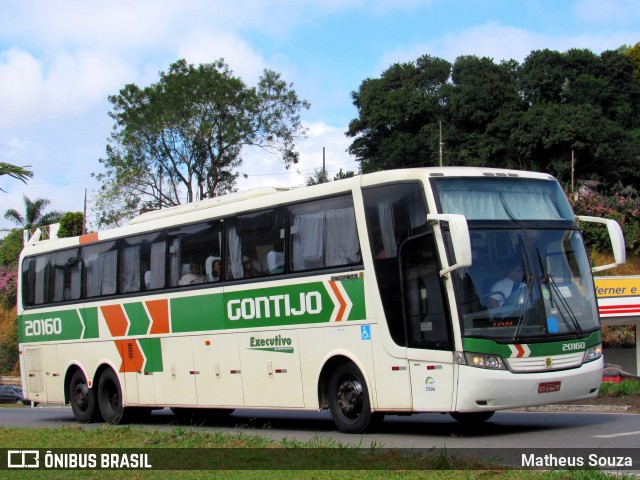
120, 232, 166, 293
226, 208, 285, 279
83, 242, 117, 297
52, 249, 81, 302
168, 221, 221, 287
289, 195, 360, 272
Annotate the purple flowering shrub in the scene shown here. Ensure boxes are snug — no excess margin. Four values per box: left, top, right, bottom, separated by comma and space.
569, 193, 640, 254
0, 265, 17, 310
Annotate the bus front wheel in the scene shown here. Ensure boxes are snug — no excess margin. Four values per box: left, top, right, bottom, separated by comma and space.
97, 369, 125, 425
69, 369, 101, 423
328, 363, 377, 434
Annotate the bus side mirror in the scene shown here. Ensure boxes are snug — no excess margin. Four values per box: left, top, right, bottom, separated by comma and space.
576, 215, 626, 272
427, 213, 472, 277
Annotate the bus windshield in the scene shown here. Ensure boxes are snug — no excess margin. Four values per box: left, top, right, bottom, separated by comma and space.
433, 177, 574, 221
453, 228, 599, 341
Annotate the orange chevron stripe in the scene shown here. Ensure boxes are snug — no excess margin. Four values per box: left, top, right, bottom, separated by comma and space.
117, 340, 144, 373
328, 281, 347, 321
101, 304, 128, 337
146, 299, 170, 334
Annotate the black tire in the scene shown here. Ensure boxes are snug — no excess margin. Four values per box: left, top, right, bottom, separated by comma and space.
328, 363, 374, 434
69, 369, 101, 423
97, 369, 126, 425
450, 411, 495, 423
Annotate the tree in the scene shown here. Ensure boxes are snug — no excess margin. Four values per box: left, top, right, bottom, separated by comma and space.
0, 162, 32, 192
305, 168, 330, 186
625, 41, 640, 81
444, 56, 523, 166
347, 55, 451, 172
0, 312, 18, 374
57, 212, 84, 238
333, 168, 355, 181
94, 59, 310, 226
4, 195, 62, 231
346, 47, 640, 191
0, 230, 23, 266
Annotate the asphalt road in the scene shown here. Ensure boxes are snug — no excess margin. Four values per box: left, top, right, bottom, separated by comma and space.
2, 405, 639, 450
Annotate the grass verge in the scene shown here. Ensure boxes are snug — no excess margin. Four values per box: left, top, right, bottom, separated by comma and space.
599, 379, 640, 397
0, 425, 635, 479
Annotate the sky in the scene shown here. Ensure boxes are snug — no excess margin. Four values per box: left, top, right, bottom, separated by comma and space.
1, 0, 640, 235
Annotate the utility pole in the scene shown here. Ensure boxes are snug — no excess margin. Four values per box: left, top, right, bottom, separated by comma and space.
439, 121, 444, 167
322, 147, 326, 183
571, 150, 575, 194
82, 188, 87, 235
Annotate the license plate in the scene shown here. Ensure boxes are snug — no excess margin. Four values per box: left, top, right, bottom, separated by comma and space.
538, 381, 561, 393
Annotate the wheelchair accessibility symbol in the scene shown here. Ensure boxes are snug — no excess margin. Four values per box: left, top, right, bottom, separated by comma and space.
361, 325, 371, 341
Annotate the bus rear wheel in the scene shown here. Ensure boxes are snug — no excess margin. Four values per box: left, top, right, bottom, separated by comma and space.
450, 411, 495, 423
328, 363, 376, 434
69, 369, 101, 423
97, 369, 126, 425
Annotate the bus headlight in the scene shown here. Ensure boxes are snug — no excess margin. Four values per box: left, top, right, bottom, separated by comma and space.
463, 352, 506, 370
583, 344, 602, 363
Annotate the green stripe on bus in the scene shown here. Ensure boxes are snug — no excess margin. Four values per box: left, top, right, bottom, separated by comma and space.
462, 330, 602, 357
123, 302, 150, 336
80, 307, 99, 339
20, 309, 84, 343
138, 338, 163, 372
19, 277, 367, 341
341, 278, 366, 321
171, 294, 225, 333
223, 281, 332, 328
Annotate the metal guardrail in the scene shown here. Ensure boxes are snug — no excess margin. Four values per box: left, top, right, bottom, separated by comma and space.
0, 376, 21, 386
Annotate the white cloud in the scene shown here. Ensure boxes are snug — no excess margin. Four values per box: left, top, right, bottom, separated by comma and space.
0, 49, 44, 128
237, 120, 356, 190
176, 31, 269, 84
0, 47, 134, 129
378, 21, 640, 71
0, 1, 173, 51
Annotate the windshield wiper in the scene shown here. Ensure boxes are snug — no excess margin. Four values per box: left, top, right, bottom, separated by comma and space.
536, 248, 582, 336
512, 270, 533, 342
511, 250, 533, 342
546, 274, 583, 336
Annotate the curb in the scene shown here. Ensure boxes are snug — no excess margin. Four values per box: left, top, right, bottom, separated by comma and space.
511, 404, 631, 413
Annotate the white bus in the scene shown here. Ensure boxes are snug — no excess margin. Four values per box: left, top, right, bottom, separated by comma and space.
17, 167, 625, 433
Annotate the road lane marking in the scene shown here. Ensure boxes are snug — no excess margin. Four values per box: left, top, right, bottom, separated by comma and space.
593, 431, 640, 439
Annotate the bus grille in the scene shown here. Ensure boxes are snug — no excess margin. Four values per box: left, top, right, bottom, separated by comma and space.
505, 352, 584, 372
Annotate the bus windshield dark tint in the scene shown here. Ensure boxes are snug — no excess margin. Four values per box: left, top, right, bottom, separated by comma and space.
453, 228, 598, 341
432, 177, 574, 221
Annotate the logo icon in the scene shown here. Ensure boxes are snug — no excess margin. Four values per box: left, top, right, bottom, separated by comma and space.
545, 357, 553, 368
425, 376, 436, 392
360, 325, 371, 341
7, 450, 40, 469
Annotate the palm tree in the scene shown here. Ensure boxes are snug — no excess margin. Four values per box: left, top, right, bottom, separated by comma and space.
0, 162, 33, 192
4, 195, 62, 230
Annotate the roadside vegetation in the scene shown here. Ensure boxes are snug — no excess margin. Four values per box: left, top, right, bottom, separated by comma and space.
0, 426, 634, 479
599, 380, 640, 397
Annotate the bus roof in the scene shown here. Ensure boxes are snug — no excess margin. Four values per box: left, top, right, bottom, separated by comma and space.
19, 167, 558, 254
